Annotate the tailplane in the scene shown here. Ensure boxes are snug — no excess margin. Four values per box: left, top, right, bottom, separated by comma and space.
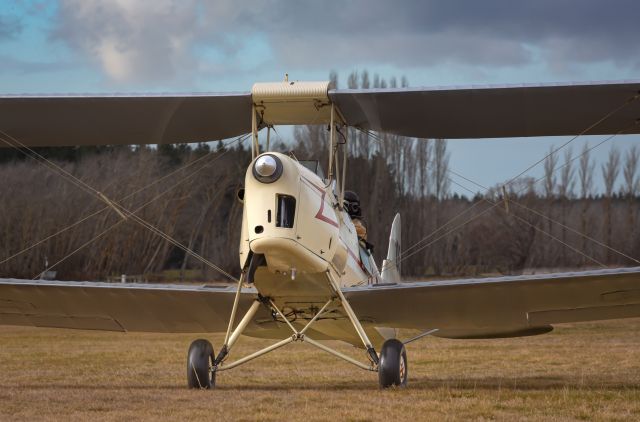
381, 213, 401, 283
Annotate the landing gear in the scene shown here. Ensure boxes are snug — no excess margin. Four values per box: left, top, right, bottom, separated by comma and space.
378, 339, 408, 388
187, 339, 215, 389
184, 271, 386, 389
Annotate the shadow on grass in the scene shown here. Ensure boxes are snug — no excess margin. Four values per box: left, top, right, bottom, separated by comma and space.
4, 376, 639, 392
0, 384, 184, 391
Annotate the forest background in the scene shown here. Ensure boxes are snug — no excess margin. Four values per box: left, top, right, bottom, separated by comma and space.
1, 71, 638, 282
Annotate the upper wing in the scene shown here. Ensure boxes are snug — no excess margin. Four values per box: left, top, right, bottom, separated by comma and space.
4, 81, 639, 146
0, 279, 256, 333
0, 92, 252, 147
330, 80, 640, 139
344, 267, 640, 339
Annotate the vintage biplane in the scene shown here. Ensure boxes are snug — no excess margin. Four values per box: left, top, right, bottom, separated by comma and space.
1, 78, 640, 388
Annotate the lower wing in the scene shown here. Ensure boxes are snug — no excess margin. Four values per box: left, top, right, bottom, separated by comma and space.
344, 267, 640, 339
0, 279, 256, 333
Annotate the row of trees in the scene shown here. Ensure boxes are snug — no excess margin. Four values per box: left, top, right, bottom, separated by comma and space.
0, 143, 248, 280
0, 71, 639, 281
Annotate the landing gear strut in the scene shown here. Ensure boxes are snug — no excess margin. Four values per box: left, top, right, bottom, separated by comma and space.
185, 271, 390, 389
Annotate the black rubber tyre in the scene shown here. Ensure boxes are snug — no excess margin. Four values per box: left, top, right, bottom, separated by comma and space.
187, 339, 215, 389
378, 339, 408, 388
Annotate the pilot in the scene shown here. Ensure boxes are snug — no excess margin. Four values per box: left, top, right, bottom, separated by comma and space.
344, 191, 372, 250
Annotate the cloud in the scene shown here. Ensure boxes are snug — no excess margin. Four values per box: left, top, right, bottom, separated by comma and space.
0, 14, 23, 40
51, 0, 640, 84
247, 0, 640, 70
53, 0, 202, 83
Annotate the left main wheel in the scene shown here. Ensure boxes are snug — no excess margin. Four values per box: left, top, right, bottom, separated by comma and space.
187, 339, 215, 389
378, 338, 408, 388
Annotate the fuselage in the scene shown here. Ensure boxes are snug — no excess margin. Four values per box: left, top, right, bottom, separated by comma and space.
239, 152, 392, 347
240, 152, 378, 296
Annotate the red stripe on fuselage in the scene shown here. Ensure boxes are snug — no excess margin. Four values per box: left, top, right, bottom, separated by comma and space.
301, 175, 367, 274
301, 176, 339, 228
346, 244, 367, 273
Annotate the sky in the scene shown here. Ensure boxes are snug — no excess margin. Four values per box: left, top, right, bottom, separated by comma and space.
1, 0, 639, 195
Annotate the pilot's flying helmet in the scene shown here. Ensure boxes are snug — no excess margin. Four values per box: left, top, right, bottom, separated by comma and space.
343, 190, 362, 219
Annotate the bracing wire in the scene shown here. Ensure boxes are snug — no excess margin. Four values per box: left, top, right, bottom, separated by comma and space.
32, 138, 248, 281
363, 94, 639, 268
0, 134, 249, 267
0, 129, 249, 281
358, 105, 639, 280
503, 93, 639, 188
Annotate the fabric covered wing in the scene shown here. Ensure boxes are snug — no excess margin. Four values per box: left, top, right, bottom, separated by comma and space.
0, 92, 252, 147
344, 267, 640, 339
330, 80, 640, 139
0, 279, 256, 333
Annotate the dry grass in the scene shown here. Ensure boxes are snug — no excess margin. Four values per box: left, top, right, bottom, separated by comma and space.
1, 319, 640, 421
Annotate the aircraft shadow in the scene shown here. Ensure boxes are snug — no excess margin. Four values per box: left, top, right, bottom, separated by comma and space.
2, 376, 639, 392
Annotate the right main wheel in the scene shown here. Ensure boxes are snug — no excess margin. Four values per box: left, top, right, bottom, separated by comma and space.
378, 339, 408, 388
187, 339, 215, 389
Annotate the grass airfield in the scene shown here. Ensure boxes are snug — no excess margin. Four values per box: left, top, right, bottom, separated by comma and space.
1, 319, 639, 421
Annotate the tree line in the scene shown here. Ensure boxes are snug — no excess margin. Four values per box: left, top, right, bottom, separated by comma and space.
0, 71, 638, 281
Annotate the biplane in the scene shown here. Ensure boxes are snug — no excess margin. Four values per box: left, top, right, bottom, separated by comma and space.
1, 78, 640, 388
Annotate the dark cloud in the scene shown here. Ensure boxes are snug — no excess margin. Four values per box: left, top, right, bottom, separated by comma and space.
51, 1, 640, 84
0, 14, 22, 40
244, 0, 640, 69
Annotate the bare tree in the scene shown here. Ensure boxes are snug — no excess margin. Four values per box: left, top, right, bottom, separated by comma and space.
602, 146, 621, 263
329, 70, 338, 90
557, 147, 575, 265
432, 139, 450, 202
543, 146, 557, 199
623, 145, 639, 257
579, 143, 595, 198
346, 71, 359, 157
358, 71, 371, 158
431, 139, 450, 275
542, 147, 558, 264
5, 70, 640, 282
558, 148, 575, 199
578, 143, 595, 264
416, 140, 432, 198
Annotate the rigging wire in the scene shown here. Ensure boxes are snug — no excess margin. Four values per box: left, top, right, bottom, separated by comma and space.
362, 90, 639, 266
0, 134, 249, 267
2, 88, 637, 282
362, 128, 488, 256
502, 93, 639, 189
29, 137, 247, 281
508, 199, 640, 266
513, 122, 639, 197
391, 122, 637, 270
445, 123, 640, 265
360, 112, 637, 278
0, 129, 248, 281
33, 138, 248, 281
444, 175, 607, 268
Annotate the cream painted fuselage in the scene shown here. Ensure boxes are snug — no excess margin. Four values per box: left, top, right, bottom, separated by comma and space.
239, 152, 391, 347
